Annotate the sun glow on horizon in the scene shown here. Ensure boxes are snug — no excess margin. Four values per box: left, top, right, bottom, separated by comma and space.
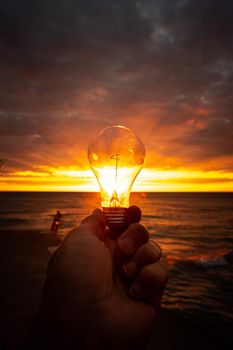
1, 166, 233, 192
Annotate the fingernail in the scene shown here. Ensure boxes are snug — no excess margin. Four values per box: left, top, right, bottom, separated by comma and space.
118, 237, 134, 254
123, 262, 137, 277
130, 283, 144, 298
92, 208, 100, 215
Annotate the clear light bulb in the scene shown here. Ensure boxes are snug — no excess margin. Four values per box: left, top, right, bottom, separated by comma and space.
88, 125, 145, 231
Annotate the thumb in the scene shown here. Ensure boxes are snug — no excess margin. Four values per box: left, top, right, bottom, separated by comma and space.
80, 208, 106, 241
47, 209, 106, 273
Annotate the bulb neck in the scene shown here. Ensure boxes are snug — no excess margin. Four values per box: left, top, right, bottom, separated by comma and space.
102, 207, 127, 237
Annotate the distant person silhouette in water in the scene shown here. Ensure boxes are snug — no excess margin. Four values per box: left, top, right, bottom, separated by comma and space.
50, 211, 62, 241
21, 206, 169, 350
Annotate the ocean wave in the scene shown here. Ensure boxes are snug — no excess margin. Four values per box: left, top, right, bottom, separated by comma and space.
167, 250, 232, 268
194, 256, 228, 268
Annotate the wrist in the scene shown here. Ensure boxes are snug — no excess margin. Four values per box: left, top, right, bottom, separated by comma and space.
19, 304, 105, 350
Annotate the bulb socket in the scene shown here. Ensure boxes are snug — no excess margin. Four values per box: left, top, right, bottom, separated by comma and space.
102, 207, 127, 234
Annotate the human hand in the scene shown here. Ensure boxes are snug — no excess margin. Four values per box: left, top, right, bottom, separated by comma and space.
30, 207, 169, 350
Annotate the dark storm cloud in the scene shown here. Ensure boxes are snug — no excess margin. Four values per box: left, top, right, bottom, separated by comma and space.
0, 0, 233, 172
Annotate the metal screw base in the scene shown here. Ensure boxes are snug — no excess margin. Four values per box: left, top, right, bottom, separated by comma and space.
102, 207, 127, 232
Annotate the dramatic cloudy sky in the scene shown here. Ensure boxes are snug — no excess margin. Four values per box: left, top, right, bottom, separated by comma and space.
0, 0, 233, 191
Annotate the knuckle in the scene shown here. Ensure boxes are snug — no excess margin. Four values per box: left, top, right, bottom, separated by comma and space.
144, 261, 169, 284
137, 243, 158, 263
129, 223, 149, 243
149, 241, 162, 259
150, 239, 162, 256
158, 261, 170, 282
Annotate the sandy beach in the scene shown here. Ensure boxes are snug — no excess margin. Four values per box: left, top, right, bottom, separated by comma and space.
0, 230, 230, 349
0, 230, 55, 349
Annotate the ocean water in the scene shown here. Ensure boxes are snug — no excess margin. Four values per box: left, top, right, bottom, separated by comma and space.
0, 192, 233, 331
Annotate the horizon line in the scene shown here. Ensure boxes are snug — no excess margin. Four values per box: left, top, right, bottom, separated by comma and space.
1, 190, 233, 193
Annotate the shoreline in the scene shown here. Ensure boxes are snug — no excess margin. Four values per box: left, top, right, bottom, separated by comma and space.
0, 230, 231, 349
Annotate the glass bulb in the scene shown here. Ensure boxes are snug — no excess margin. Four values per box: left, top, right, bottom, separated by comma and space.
88, 125, 145, 231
